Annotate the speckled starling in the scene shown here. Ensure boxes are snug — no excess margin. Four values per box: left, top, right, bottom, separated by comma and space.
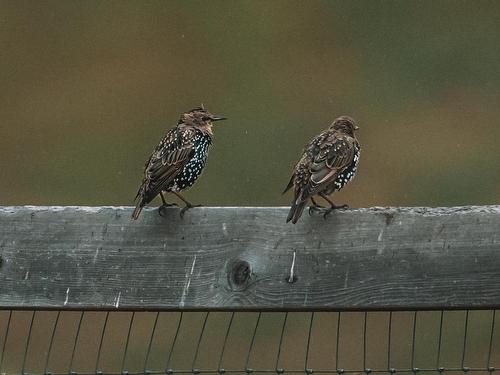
283, 116, 360, 224
132, 106, 226, 219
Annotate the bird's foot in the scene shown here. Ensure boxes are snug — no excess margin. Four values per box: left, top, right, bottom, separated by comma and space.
179, 204, 203, 219
158, 203, 178, 217
322, 204, 349, 219
308, 203, 349, 219
332, 203, 349, 210
309, 204, 326, 216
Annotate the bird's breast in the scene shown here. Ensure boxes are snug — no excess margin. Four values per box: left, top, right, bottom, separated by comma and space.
169, 134, 212, 191
331, 146, 360, 191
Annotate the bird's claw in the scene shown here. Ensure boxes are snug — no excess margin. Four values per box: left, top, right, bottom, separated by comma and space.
179, 204, 203, 219
159, 206, 167, 217
322, 204, 349, 219
158, 203, 178, 217
308, 203, 349, 220
308, 205, 326, 216
336, 204, 349, 210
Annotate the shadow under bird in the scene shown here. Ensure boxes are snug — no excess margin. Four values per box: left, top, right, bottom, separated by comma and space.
132, 106, 226, 219
283, 116, 360, 224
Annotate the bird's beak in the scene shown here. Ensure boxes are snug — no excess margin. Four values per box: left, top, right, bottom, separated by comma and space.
211, 116, 227, 122
354, 125, 360, 130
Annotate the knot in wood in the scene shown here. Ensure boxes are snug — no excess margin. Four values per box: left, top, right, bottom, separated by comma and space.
227, 260, 251, 291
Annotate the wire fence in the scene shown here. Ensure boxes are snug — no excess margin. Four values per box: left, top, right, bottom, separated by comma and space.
0, 310, 498, 375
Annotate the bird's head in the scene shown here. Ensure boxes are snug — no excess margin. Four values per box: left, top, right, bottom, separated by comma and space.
178, 105, 226, 135
330, 115, 359, 136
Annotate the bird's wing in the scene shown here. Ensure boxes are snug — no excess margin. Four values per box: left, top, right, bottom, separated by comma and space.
136, 127, 195, 203
302, 133, 356, 197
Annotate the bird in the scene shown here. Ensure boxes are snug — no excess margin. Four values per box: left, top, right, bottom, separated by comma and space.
283, 115, 360, 224
132, 105, 226, 220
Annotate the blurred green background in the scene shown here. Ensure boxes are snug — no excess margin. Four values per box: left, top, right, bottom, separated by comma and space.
1, 0, 499, 208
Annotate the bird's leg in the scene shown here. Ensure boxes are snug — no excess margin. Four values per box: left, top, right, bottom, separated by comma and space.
308, 197, 326, 216
172, 191, 202, 218
160, 192, 178, 207
158, 192, 178, 217
320, 193, 349, 209
319, 193, 349, 218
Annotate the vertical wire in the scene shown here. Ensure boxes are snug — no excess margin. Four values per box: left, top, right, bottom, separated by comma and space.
304, 313, 315, 373
166, 312, 184, 371
461, 310, 469, 370
487, 310, 496, 370
436, 311, 444, 370
143, 312, 160, 374
275, 312, 289, 372
21, 311, 36, 375
120, 312, 135, 374
217, 312, 235, 372
0, 310, 13, 373
335, 312, 342, 371
244, 312, 262, 372
387, 311, 392, 372
69, 311, 85, 373
411, 311, 417, 371
363, 312, 368, 372
94, 311, 110, 374
43, 311, 61, 374
191, 312, 210, 372
387, 312, 392, 371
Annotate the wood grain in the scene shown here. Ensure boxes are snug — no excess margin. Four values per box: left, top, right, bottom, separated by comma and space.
0, 206, 499, 311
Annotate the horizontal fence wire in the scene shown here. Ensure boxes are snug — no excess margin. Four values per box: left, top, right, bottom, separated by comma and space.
0, 310, 498, 375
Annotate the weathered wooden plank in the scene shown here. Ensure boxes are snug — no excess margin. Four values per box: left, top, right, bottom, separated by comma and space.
0, 206, 499, 311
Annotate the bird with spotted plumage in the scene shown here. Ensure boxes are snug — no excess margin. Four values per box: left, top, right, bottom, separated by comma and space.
132, 106, 226, 219
283, 116, 360, 224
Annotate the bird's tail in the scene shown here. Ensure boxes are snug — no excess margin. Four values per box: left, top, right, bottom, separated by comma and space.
131, 203, 143, 220
286, 196, 308, 224
132, 182, 147, 220
282, 175, 294, 195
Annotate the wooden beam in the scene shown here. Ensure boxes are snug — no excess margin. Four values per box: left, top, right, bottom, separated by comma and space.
0, 206, 499, 311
